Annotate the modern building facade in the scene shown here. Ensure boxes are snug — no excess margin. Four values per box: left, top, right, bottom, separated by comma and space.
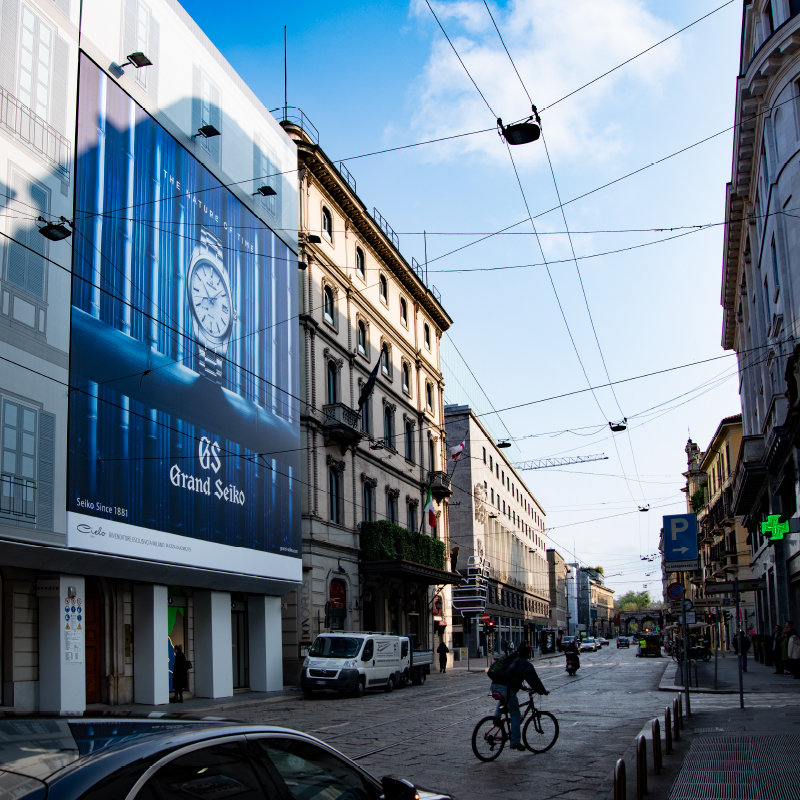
445, 405, 549, 655
547, 548, 569, 634
0, 0, 300, 711
276, 114, 457, 682
720, 0, 800, 632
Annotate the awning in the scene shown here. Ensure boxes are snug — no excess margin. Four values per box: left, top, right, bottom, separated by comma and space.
360, 559, 462, 586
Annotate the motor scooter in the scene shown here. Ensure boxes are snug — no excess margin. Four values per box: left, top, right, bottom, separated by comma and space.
565, 651, 580, 676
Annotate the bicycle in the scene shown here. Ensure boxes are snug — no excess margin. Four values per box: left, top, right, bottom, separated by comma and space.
471, 690, 559, 761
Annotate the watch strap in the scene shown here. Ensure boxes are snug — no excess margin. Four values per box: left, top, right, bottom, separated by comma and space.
199, 227, 223, 263
198, 344, 223, 385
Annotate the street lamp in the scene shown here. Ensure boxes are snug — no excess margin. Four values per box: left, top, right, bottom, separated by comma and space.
193, 125, 220, 140
121, 52, 153, 69
253, 185, 277, 197
36, 216, 72, 241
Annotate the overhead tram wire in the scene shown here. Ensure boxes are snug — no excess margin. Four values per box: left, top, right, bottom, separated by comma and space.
482, 0, 646, 502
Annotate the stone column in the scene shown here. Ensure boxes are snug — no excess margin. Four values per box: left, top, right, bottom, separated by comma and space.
247, 595, 283, 692
133, 584, 169, 705
193, 591, 233, 698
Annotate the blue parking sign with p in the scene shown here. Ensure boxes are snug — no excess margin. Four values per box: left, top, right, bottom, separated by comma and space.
663, 514, 699, 562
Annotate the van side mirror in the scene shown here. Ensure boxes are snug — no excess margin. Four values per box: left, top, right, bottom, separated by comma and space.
382, 776, 418, 800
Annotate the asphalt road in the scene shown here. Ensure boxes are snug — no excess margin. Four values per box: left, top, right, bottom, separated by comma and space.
224, 645, 677, 799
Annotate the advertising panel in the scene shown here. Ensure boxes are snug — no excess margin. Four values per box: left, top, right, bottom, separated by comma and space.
67, 56, 300, 580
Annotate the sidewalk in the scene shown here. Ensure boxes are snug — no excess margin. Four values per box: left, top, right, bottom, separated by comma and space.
659, 650, 800, 694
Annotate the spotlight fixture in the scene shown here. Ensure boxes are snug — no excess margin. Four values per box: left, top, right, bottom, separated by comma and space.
638, 505, 650, 512
123, 52, 153, 69
305, 234, 322, 244
609, 418, 628, 432
253, 185, 277, 197
193, 125, 220, 140
497, 440, 511, 449
36, 216, 72, 241
488, 512, 499, 519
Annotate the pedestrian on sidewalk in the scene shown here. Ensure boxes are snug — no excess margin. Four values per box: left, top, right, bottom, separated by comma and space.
734, 630, 751, 672
172, 644, 190, 703
787, 627, 800, 679
772, 625, 783, 674
437, 641, 450, 673
781, 623, 792, 674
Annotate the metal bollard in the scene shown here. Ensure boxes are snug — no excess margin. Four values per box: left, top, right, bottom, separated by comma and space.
677, 694, 683, 728
636, 735, 648, 798
665, 707, 673, 755
614, 758, 627, 800
672, 698, 680, 742
652, 719, 662, 774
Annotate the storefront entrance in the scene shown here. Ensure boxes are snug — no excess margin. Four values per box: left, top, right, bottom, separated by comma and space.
85, 582, 102, 704
231, 601, 248, 689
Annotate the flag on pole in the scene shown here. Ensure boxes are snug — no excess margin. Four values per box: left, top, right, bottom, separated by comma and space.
449, 440, 466, 462
357, 356, 382, 409
424, 485, 437, 529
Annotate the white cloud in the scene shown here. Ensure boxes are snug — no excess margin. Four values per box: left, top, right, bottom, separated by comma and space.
407, 0, 680, 165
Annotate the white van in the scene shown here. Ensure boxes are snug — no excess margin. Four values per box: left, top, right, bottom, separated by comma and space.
300, 632, 431, 698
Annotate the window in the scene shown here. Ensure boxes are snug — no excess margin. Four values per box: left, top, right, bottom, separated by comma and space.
496, 464, 499, 478
383, 406, 394, 449
254, 140, 279, 218
1, 400, 37, 524
356, 247, 365, 279
387, 492, 398, 524
363, 483, 374, 521
326, 361, 337, 404
483, 447, 487, 463
764, 276, 771, 332
426, 382, 433, 410
381, 343, 390, 376
329, 467, 340, 524
323, 285, 334, 324
765, 1, 775, 34
322, 207, 333, 240
328, 580, 347, 631
490, 488, 494, 504
405, 420, 414, 461
771, 235, 780, 298
424, 323, 431, 350
379, 274, 388, 305
489, 455, 493, 470
6, 171, 48, 303
402, 363, 410, 394
429, 438, 436, 471
407, 502, 417, 532
19, 7, 52, 120
357, 320, 367, 355
400, 297, 408, 326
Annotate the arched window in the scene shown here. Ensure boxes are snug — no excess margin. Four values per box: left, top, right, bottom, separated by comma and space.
323, 285, 334, 324
405, 420, 414, 461
400, 297, 407, 326
327, 360, 337, 404
424, 323, 431, 350
322, 207, 333, 240
402, 363, 410, 394
357, 320, 366, 355
329, 467, 340, 524
426, 382, 433, 410
384, 406, 394, 448
356, 247, 365, 279
381, 343, 390, 376
379, 274, 388, 304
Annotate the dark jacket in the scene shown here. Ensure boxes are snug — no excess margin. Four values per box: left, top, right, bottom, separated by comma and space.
496, 656, 547, 694
437, 643, 450, 656
173, 650, 189, 690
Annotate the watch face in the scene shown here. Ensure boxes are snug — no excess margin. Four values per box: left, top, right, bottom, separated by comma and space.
190, 259, 232, 339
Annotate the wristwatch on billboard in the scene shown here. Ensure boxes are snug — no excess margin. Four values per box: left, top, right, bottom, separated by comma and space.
186, 228, 237, 384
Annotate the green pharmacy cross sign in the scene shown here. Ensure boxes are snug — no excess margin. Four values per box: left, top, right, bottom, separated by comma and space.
762, 514, 790, 541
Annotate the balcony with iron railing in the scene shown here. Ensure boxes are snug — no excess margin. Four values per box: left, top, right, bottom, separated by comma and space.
428, 471, 452, 501
0, 474, 36, 524
322, 403, 362, 453
0, 87, 70, 179
271, 106, 320, 144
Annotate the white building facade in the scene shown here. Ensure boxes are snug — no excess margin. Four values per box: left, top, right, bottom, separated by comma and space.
0, 0, 299, 711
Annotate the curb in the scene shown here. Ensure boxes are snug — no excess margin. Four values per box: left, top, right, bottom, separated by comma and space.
656, 660, 797, 695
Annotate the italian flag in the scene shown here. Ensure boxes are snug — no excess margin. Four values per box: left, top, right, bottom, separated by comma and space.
424, 486, 438, 529
450, 440, 466, 462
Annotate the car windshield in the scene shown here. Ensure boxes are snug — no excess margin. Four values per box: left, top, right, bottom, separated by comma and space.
584, 639, 595, 644
309, 637, 363, 659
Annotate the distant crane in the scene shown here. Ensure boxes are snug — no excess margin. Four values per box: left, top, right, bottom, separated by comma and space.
513, 453, 608, 471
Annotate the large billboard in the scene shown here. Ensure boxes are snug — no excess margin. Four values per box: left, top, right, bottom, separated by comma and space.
66, 56, 300, 580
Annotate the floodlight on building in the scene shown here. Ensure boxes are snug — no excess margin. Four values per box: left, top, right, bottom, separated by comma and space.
123, 52, 153, 69
37, 216, 72, 241
488, 512, 499, 519
193, 125, 220, 140
297, 261, 308, 270
253, 185, 277, 197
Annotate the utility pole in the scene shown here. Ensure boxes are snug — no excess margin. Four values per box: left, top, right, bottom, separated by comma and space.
681, 572, 691, 716
735, 577, 744, 709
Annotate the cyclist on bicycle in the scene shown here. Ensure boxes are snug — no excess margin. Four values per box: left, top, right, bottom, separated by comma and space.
490, 642, 549, 751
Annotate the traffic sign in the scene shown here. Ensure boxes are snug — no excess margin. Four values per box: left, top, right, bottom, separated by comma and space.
685, 611, 697, 625
704, 579, 766, 594
663, 514, 699, 570
666, 583, 684, 601
481, 613, 490, 623
694, 599, 719, 609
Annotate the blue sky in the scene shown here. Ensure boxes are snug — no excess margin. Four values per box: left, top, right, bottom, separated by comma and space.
181, 0, 743, 599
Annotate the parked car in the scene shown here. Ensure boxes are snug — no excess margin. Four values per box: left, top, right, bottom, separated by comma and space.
617, 637, 630, 648
580, 638, 599, 652
0, 717, 451, 800
597, 638, 609, 647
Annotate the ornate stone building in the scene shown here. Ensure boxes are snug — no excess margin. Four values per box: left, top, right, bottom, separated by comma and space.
277, 112, 458, 682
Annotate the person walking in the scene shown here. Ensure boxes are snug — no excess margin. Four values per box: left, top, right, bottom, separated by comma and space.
172, 644, 190, 703
786, 627, 800, 679
437, 641, 450, 673
772, 625, 783, 674
781, 623, 792, 675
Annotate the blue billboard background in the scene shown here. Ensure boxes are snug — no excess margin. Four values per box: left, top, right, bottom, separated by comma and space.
68, 55, 300, 562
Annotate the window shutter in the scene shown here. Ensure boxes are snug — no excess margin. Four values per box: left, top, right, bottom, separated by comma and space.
209, 83, 221, 165
191, 64, 201, 138
7, 172, 47, 300
37, 410, 55, 530
122, 0, 137, 64
0, 0, 19, 93
147, 13, 159, 105
51, 34, 68, 135
54, 0, 70, 16
26, 183, 48, 299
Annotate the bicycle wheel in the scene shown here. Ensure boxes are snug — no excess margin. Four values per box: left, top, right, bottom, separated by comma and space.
472, 716, 507, 761
523, 711, 559, 754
